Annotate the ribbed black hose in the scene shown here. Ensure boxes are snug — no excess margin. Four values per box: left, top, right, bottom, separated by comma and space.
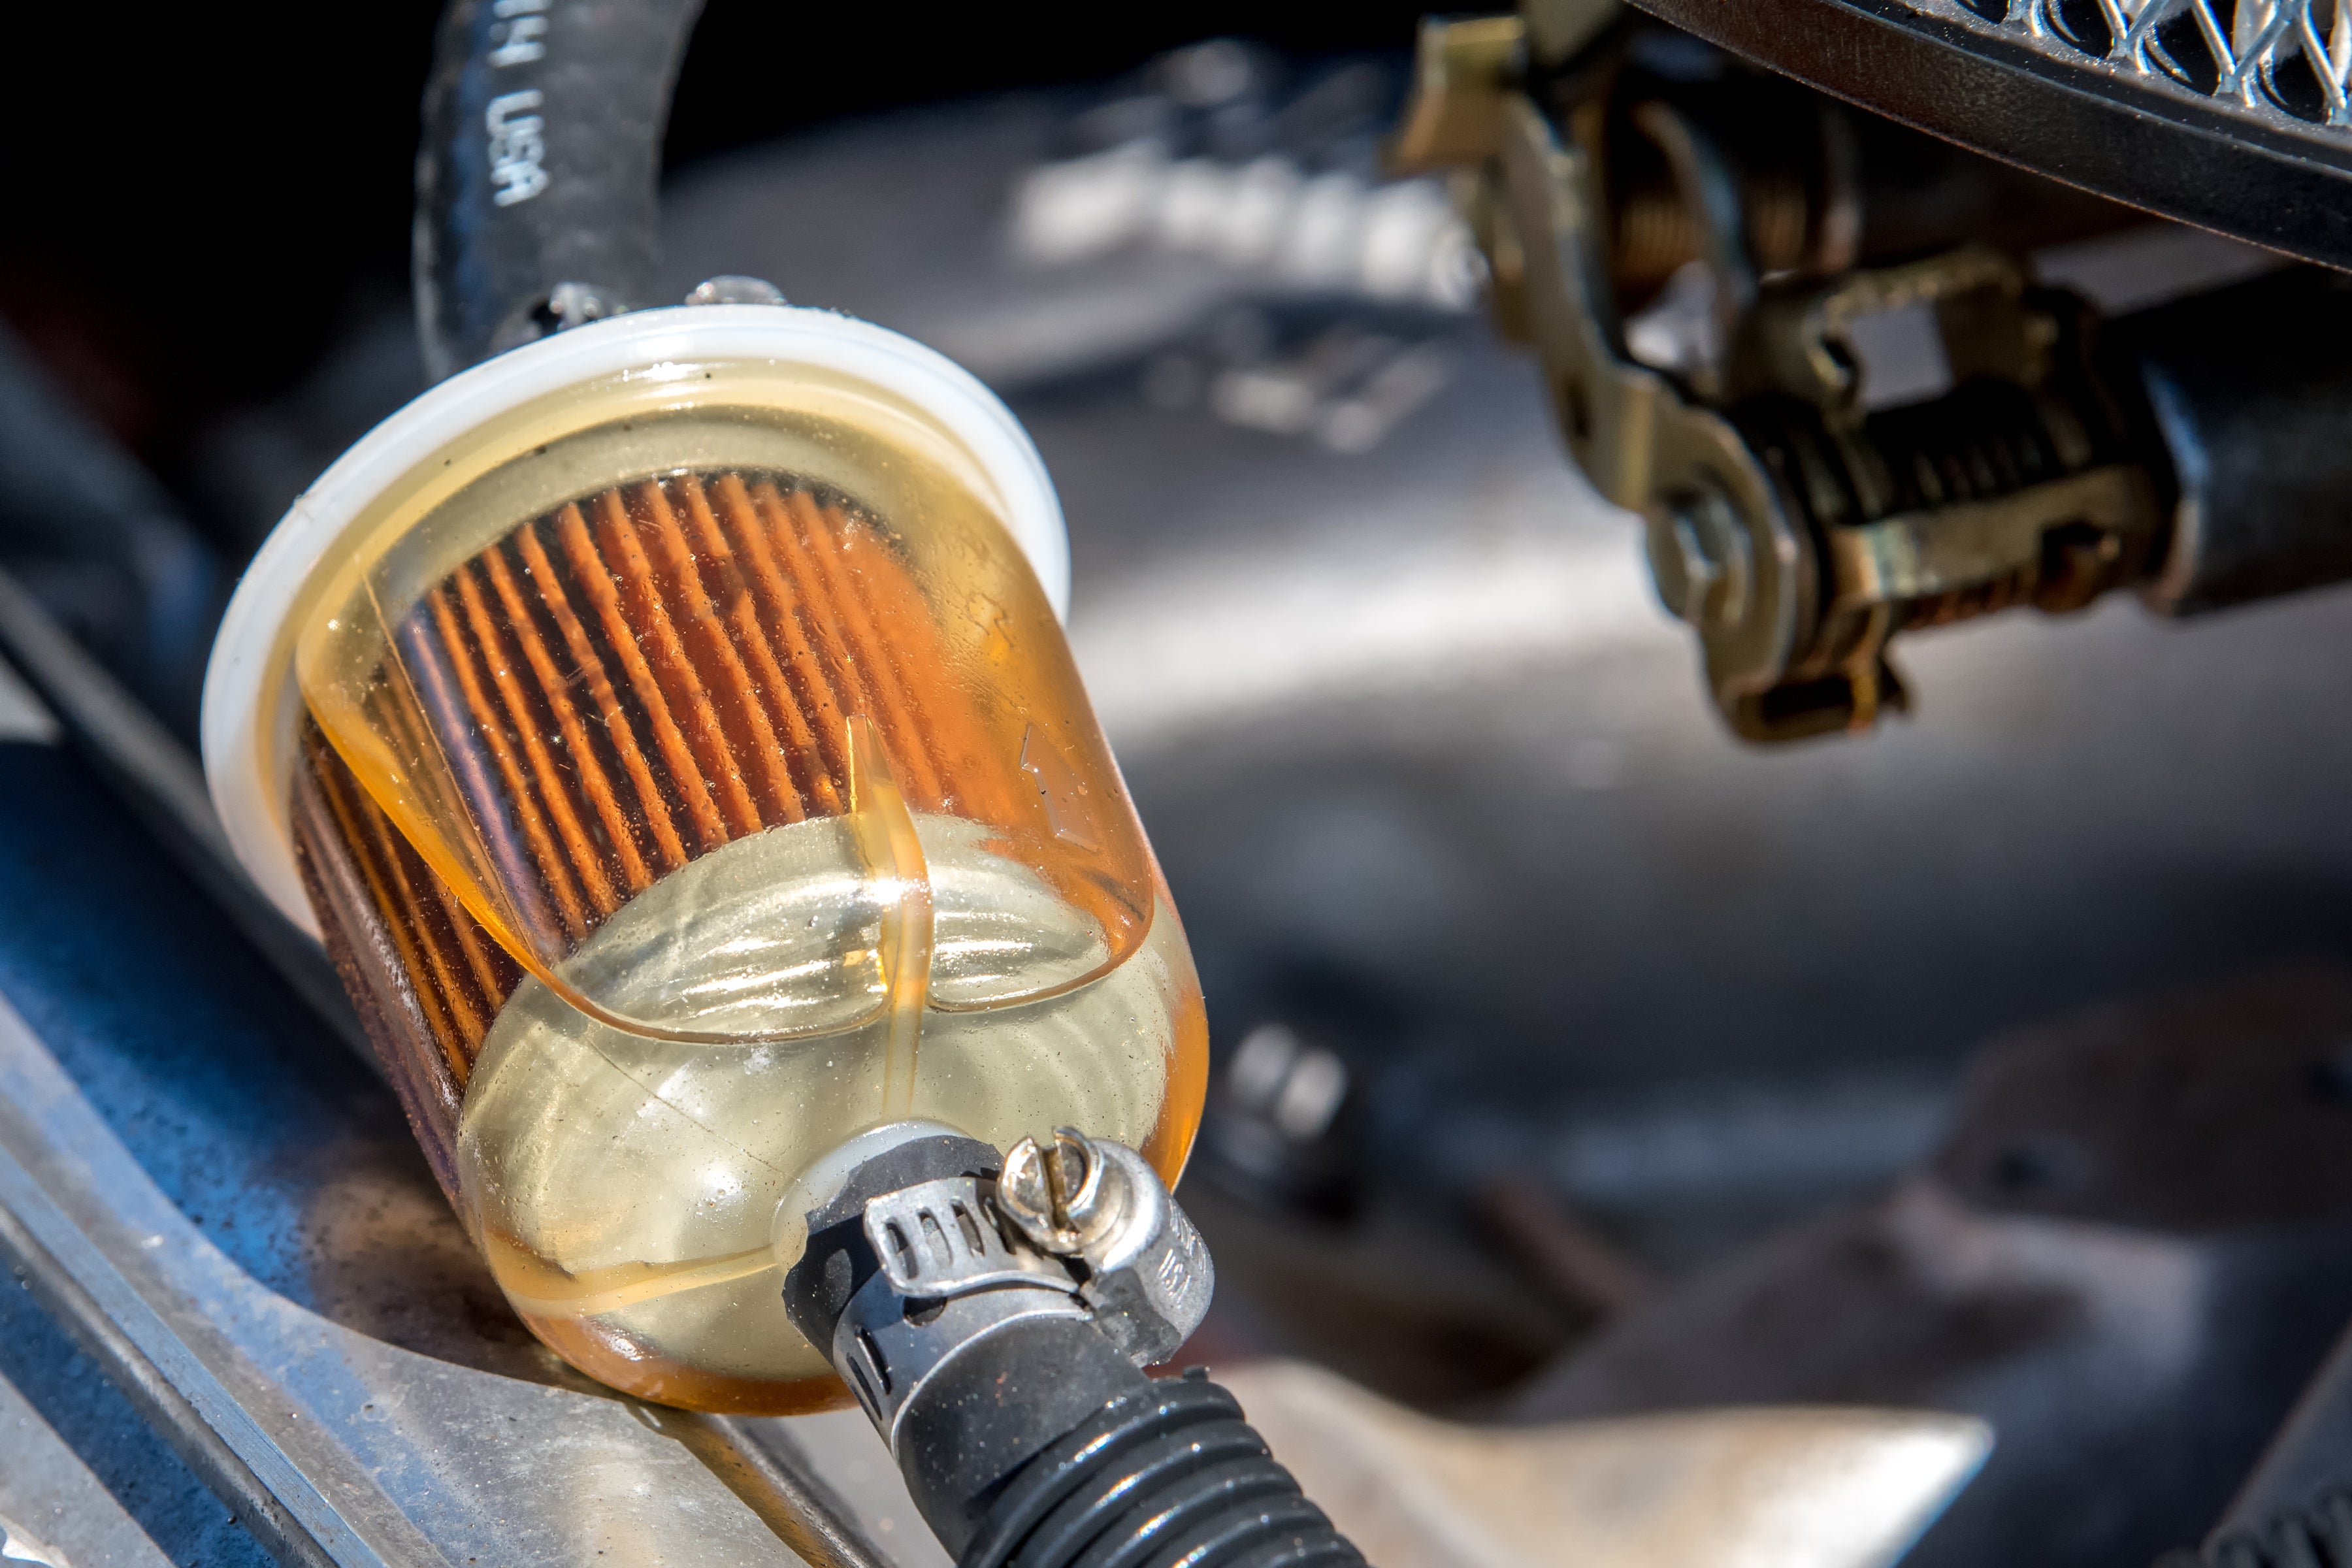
414, 0, 703, 380
961, 1375, 1366, 1568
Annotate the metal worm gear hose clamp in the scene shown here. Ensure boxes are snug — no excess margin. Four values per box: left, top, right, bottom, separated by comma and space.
836, 1171, 1091, 1448
779, 1126, 1354, 1568
782, 1126, 1215, 1452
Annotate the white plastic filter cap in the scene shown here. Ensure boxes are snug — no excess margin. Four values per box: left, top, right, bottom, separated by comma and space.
201, 302, 1073, 939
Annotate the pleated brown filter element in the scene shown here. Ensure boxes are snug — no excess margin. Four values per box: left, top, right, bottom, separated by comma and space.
207, 309, 1209, 1414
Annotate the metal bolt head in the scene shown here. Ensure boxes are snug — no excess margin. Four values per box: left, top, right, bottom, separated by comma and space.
1646, 486, 1751, 633
999, 1128, 1113, 1254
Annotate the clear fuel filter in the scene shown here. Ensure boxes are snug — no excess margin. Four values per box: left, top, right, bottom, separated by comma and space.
202, 304, 1209, 1413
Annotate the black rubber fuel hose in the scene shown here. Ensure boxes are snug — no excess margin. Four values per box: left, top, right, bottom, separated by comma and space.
414, 0, 703, 380
948, 1360, 1369, 1568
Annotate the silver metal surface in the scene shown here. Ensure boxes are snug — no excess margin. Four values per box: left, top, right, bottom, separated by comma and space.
739, 1413, 947, 1568
0, 1372, 167, 1568
1223, 1358, 1989, 1568
0, 1514, 75, 1568
0, 984, 829, 1568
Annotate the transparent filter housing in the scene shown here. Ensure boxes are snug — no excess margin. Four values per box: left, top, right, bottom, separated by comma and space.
204, 309, 1209, 1413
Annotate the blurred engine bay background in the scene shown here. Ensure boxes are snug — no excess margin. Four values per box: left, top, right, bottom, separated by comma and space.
10, 8, 2352, 1567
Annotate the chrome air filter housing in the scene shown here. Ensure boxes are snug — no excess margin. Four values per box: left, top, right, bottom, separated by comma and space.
1624, 0, 2352, 268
